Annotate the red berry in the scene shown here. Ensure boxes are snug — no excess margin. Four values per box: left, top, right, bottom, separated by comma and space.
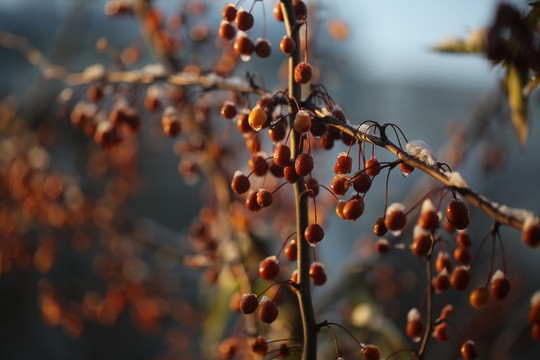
284, 240, 297, 262
436, 251, 453, 273
273, 3, 284, 22
319, 133, 334, 150
251, 336, 268, 356
293, 0, 307, 20
249, 153, 269, 176
231, 172, 250, 194
352, 173, 371, 193
293, 110, 311, 133
375, 238, 391, 254
457, 231, 473, 248
234, 35, 254, 56
280, 35, 296, 55
400, 162, 415, 176
268, 121, 287, 142
305, 177, 319, 198
373, 217, 388, 236
221, 101, 237, 119
219, 21, 236, 41
385, 203, 407, 232
294, 61, 313, 84
446, 199, 470, 230
305, 223, 324, 245
245, 190, 262, 212
365, 157, 381, 177
450, 266, 470, 291
309, 262, 327, 286
235, 9, 254, 31
460, 340, 478, 360
258, 297, 279, 323
343, 198, 365, 221
418, 209, 439, 231
274, 145, 291, 167
433, 271, 450, 293
255, 38, 272, 58
283, 160, 300, 183
222, 3, 237, 22
239, 293, 258, 314
412, 232, 432, 257
489, 272, 510, 300
248, 105, 267, 131
406, 318, 425, 341
335, 200, 346, 220
334, 153, 353, 174
469, 287, 489, 309
237, 113, 253, 134
522, 221, 540, 248
295, 153, 314, 177
432, 322, 449, 341
453, 246, 471, 264
161, 109, 181, 137
330, 175, 350, 196
259, 256, 280, 280
269, 163, 284, 178
256, 189, 273, 208
361, 344, 380, 360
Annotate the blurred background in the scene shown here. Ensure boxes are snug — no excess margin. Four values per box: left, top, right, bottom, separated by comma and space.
1, 0, 540, 359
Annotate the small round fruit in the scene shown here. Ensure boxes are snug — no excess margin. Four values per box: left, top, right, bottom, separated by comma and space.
460, 340, 478, 360
400, 162, 414, 176
221, 101, 237, 119
330, 175, 350, 196
457, 231, 473, 248
305, 223, 324, 245
274, 145, 291, 167
375, 238, 391, 254
293, 0, 307, 20
239, 293, 258, 314
231, 172, 250, 194
361, 344, 380, 360
283, 161, 300, 184
373, 217, 388, 236
490, 274, 511, 300
245, 190, 262, 212
412, 232, 432, 257
450, 266, 470, 291
295, 153, 314, 176
235, 9, 254, 31
273, 2, 284, 22
365, 157, 381, 177
433, 271, 450, 293
469, 287, 489, 309
248, 105, 267, 131
406, 318, 425, 341
454, 246, 471, 264
219, 21, 236, 41
249, 153, 269, 176
433, 322, 449, 341
293, 110, 311, 133
222, 3, 237, 22
284, 240, 297, 262
258, 297, 279, 324
234, 35, 254, 56
309, 262, 327, 286
436, 251, 453, 273
446, 199, 470, 230
280, 35, 296, 55
294, 61, 313, 84
418, 200, 439, 231
343, 198, 365, 221
353, 173, 371, 193
334, 153, 353, 175
268, 121, 286, 142
256, 189, 273, 208
522, 221, 540, 248
255, 38, 272, 58
251, 336, 268, 356
259, 256, 280, 280
385, 203, 407, 232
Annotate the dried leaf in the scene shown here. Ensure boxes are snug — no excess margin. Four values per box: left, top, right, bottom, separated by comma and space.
505, 62, 529, 146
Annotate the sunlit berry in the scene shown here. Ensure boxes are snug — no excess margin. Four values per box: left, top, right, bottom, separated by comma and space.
460, 340, 478, 360
258, 296, 279, 323
469, 287, 489, 309
274, 145, 291, 167
361, 344, 380, 360
222, 3, 237, 22
255, 38, 272, 58
365, 157, 381, 177
246, 190, 262, 212
293, 110, 311, 133
435, 251, 453, 273
280, 35, 296, 55
305, 223, 324, 245
294, 61, 312, 84
334, 153, 352, 175
257, 189, 273, 208
400, 162, 415, 176
353, 173, 371, 193
309, 262, 327, 286
295, 153, 314, 176
330, 175, 350, 196
239, 293, 258, 314
284, 240, 297, 262
273, 2, 284, 22
385, 203, 407, 232
412, 230, 432, 257
259, 256, 280, 280
221, 101, 237, 119
234, 34, 255, 56
453, 246, 470, 264
450, 266, 470, 291
489, 271, 510, 300
161, 107, 181, 137
248, 105, 267, 131
446, 198, 470, 230
219, 21, 236, 41
374, 217, 388, 236
231, 172, 250, 194
235, 9, 254, 31
343, 198, 365, 221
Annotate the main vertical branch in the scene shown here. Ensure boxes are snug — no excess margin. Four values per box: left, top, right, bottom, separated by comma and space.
281, 1, 318, 359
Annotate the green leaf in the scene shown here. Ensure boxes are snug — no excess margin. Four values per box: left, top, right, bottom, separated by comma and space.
505, 63, 529, 146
